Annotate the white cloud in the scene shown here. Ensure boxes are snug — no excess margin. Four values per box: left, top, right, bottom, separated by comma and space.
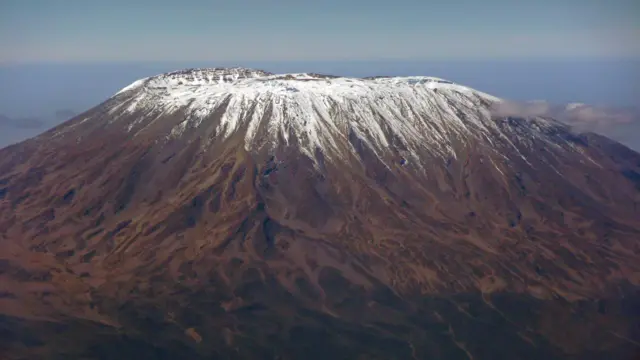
490, 100, 638, 132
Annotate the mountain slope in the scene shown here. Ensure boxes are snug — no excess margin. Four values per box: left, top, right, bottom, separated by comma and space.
1, 68, 639, 360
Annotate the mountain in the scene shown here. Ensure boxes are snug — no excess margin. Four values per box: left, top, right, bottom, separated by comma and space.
1, 68, 639, 360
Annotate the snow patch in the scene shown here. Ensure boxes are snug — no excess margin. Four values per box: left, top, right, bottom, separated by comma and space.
115, 78, 149, 95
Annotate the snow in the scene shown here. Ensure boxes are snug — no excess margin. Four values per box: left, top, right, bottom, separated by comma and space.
115, 78, 149, 95
100, 68, 573, 165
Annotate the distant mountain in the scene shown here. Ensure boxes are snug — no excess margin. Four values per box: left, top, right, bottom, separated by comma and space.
1, 68, 639, 359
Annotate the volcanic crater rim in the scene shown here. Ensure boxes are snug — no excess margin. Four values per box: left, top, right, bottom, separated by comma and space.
114, 67, 463, 96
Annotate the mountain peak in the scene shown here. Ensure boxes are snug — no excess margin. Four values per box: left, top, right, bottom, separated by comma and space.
114, 67, 485, 96
94, 68, 512, 165
115, 67, 274, 95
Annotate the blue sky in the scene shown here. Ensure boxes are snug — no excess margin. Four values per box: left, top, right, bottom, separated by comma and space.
1, 0, 639, 62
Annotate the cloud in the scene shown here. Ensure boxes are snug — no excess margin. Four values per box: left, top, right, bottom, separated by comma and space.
0, 114, 46, 129
54, 109, 77, 122
490, 100, 551, 118
563, 106, 634, 129
490, 100, 640, 150
491, 100, 638, 130
0, 114, 47, 148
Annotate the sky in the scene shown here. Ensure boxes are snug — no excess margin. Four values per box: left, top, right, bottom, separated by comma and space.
1, 0, 639, 63
0, 0, 639, 147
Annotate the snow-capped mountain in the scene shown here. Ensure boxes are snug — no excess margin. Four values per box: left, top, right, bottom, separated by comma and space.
53, 68, 502, 161
47, 68, 592, 171
1, 68, 640, 359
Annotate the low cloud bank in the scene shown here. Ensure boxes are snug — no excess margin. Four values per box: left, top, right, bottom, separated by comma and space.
490, 100, 640, 150
490, 100, 552, 118
0, 114, 46, 129
490, 100, 637, 132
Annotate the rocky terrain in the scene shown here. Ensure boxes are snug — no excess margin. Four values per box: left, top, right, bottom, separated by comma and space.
1, 68, 639, 359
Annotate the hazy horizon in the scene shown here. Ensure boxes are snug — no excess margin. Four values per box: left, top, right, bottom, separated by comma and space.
1, 59, 638, 118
